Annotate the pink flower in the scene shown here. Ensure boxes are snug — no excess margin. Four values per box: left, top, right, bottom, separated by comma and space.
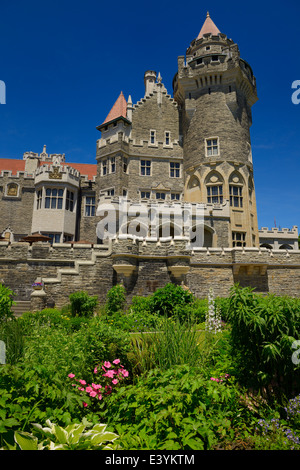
83, 402, 88, 407
113, 359, 120, 365
85, 386, 93, 393
94, 367, 98, 374
90, 391, 97, 397
121, 369, 129, 377
98, 394, 102, 400
112, 379, 118, 385
104, 370, 115, 378
68, 373, 75, 378
104, 361, 111, 368
92, 383, 102, 390
79, 379, 86, 385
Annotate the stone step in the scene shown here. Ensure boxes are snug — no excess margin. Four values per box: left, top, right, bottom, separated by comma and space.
12, 301, 31, 317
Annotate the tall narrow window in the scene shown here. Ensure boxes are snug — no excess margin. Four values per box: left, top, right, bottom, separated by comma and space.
141, 160, 151, 176
170, 162, 180, 178
85, 196, 95, 216
66, 190, 74, 212
150, 130, 156, 144
206, 138, 219, 156
165, 131, 170, 145
111, 156, 116, 173
102, 160, 107, 176
229, 185, 243, 208
36, 189, 42, 209
45, 188, 63, 209
123, 157, 128, 173
207, 185, 223, 204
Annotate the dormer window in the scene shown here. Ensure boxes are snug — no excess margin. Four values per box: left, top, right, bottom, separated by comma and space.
196, 58, 203, 65
211, 55, 219, 62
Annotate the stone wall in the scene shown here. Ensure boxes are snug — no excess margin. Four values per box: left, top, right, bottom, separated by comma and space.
0, 239, 299, 312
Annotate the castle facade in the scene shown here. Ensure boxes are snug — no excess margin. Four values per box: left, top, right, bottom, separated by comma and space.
0, 13, 299, 310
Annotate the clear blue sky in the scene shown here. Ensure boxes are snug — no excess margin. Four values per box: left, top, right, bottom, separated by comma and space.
0, 0, 299, 231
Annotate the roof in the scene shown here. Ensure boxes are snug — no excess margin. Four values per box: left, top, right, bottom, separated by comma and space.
197, 12, 221, 40
0, 158, 97, 181
0, 158, 26, 174
99, 91, 128, 128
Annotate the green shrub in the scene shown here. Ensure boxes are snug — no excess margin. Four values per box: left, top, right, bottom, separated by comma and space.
101, 365, 257, 450
227, 284, 300, 400
0, 319, 25, 365
149, 283, 193, 317
69, 291, 98, 318
0, 285, 15, 322
105, 284, 126, 315
77, 318, 132, 379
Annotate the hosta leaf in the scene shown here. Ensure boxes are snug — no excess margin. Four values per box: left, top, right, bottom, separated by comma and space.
91, 431, 118, 445
53, 424, 68, 444
14, 431, 38, 451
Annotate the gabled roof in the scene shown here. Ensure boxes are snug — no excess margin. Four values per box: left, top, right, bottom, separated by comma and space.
99, 91, 128, 128
197, 12, 221, 40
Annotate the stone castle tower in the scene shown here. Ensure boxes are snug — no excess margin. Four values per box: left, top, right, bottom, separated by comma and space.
174, 12, 260, 248
95, 12, 260, 249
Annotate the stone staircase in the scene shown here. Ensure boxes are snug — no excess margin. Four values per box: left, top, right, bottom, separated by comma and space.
12, 301, 31, 317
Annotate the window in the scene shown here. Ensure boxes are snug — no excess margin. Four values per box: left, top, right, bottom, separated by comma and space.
111, 156, 116, 173
171, 193, 180, 201
107, 188, 114, 196
102, 160, 107, 176
123, 157, 128, 173
123, 189, 127, 197
156, 192, 166, 200
232, 232, 246, 248
207, 185, 223, 204
150, 130, 156, 144
85, 196, 95, 217
170, 162, 180, 178
45, 188, 63, 209
229, 185, 243, 208
206, 46, 211, 51
44, 233, 61, 244
36, 189, 42, 209
196, 58, 203, 65
66, 190, 74, 212
64, 234, 73, 243
206, 138, 219, 156
165, 132, 170, 145
211, 55, 219, 62
141, 160, 151, 176
141, 191, 151, 199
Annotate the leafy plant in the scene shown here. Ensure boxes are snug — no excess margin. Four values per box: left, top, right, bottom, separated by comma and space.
105, 284, 126, 315
69, 291, 98, 318
0, 284, 15, 322
149, 283, 193, 317
1, 419, 119, 450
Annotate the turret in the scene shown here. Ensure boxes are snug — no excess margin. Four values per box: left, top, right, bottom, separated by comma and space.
174, 12, 259, 247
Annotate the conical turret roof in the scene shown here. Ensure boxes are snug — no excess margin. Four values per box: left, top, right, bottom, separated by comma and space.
197, 12, 221, 39
101, 91, 128, 126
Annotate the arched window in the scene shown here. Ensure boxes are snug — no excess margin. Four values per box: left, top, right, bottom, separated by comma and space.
206, 171, 223, 204
229, 172, 244, 208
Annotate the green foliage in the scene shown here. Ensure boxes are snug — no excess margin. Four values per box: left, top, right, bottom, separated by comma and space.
0, 284, 15, 322
0, 318, 25, 364
149, 283, 194, 317
102, 365, 256, 450
105, 284, 126, 315
227, 284, 300, 400
69, 291, 98, 318
77, 317, 132, 378
131, 315, 201, 374
1, 419, 119, 450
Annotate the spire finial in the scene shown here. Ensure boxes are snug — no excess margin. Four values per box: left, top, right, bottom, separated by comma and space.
207, 11, 210, 17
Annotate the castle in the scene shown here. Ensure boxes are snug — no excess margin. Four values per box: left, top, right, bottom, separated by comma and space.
0, 13, 299, 312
